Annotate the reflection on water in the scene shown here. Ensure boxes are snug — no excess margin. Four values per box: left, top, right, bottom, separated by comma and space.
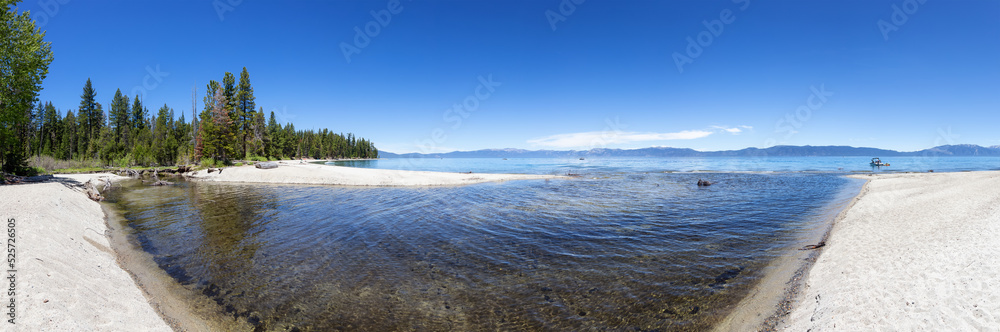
109, 172, 860, 331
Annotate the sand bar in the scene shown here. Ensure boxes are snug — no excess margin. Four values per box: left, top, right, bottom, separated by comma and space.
186, 161, 565, 186
782, 171, 1000, 330
0, 174, 172, 331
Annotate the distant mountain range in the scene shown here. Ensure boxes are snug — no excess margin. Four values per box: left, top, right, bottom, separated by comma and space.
380, 144, 1000, 158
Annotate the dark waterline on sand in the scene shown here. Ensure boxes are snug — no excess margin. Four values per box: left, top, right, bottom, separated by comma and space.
108, 169, 863, 331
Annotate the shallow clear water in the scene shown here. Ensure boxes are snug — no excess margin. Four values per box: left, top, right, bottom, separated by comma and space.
331, 156, 1000, 174
111, 167, 864, 331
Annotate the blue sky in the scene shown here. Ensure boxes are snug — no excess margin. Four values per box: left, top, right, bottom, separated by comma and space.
21, 0, 1000, 153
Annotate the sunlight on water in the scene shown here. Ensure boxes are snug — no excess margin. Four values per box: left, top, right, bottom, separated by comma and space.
109, 170, 862, 331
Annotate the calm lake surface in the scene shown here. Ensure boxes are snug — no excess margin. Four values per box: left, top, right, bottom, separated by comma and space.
109, 157, 996, 330
330, 156, 1000, 174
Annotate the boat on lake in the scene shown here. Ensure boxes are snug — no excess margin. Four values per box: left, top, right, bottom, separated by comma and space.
870, 157, 890, 167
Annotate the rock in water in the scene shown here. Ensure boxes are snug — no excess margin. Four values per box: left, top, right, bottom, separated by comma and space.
255, 161, 278, 169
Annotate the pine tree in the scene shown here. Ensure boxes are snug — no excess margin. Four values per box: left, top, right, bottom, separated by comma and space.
267, 111, 280, 158
83, 102, 106, 159
109, 89, 130, 148
131, 95, 147, 131
236, 67, 256, 158
198, 83, 236, 162
211, 87, 236, 161
78, 79, 98, 148
153, 104, 177, 165
222, 72, 236, 117
196, 80, 220, 161
60, 110, 76, 160
249, 107, 265, 157
40, 102, 60, 156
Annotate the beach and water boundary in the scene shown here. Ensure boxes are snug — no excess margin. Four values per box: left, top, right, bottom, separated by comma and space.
3, 166, 997, 330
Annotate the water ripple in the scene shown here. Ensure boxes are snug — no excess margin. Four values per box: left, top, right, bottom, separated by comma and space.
110, 172, 861, 331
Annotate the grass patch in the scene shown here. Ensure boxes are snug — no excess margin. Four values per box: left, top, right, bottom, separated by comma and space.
50, 167, 109, 174
29, 155, 103, 173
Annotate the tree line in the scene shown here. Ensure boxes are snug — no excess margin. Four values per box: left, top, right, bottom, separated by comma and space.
193, 68, 378, 164
3, 2, 377, 174
26, 72, 378, 170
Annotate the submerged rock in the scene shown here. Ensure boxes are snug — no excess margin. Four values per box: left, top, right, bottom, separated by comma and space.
708, 266, 744, 289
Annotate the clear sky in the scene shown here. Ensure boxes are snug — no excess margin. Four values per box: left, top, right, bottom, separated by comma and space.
21, 0, 1000, 153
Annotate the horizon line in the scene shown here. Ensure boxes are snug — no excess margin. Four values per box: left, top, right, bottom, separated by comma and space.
381, 143, 1000, 155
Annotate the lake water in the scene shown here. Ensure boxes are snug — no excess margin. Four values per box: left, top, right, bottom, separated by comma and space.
108, 157, 996, 331
331, 156, 1000, 174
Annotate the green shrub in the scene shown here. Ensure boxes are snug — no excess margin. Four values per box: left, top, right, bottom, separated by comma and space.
200, 157, 219, 168
113, 154, 135, 168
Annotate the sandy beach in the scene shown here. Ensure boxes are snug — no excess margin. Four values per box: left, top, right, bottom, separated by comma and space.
782, 171, 1000, 330
4, 169, 998, 331
0, 174, 172, 331
185, 161, 565, 186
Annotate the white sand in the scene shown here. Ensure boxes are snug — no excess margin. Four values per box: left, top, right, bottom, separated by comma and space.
186, 161, 565, 186
0, 174, 172, 331
782, 171, 1000, 331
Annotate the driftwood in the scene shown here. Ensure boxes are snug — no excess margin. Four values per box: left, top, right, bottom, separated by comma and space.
799, 242, 826, 250
255, 162, 278, 169
83, 179, 104, 202
116, 168, 141, 178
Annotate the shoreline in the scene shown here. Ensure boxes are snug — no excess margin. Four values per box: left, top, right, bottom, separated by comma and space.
0, 174, 171, 330
778, 171, 1000, 330
713, 175, 867, 331
8, 170, 997, 330
185, 160, 567, 186
101, 199, 252, 331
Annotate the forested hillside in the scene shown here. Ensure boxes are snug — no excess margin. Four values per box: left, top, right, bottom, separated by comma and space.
22, 70, 377, 171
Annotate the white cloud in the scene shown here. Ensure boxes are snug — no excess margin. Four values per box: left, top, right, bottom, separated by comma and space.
527, 130, 713, 148
712, 125, 753, 134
